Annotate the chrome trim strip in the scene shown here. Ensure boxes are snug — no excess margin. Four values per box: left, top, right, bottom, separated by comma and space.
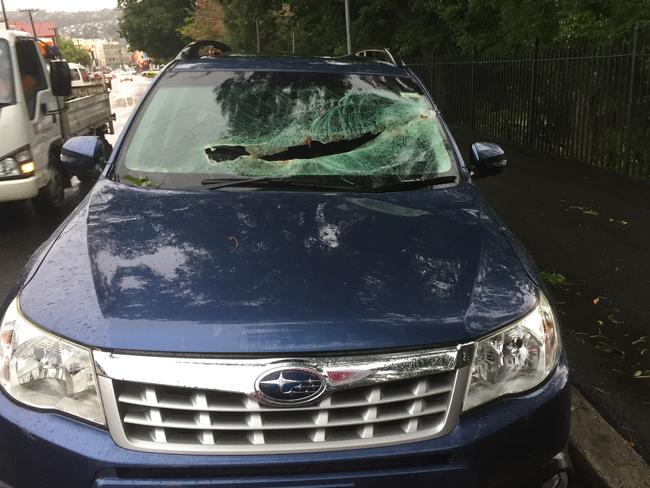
94, 344, 473, 395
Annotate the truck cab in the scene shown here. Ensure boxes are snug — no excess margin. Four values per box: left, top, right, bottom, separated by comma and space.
0, 31, 113, 211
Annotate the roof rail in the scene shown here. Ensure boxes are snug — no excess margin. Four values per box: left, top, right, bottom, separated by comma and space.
177, 40, 232, 60
355, 48, 403, 66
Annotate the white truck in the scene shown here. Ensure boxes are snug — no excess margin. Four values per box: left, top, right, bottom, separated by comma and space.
0, 30, 113, 211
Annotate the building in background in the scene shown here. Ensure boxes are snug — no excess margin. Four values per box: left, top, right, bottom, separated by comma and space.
72, 38, 106, 69
103, 41, 130, 69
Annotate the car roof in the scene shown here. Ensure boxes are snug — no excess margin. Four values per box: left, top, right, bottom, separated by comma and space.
170, 55, 411, 77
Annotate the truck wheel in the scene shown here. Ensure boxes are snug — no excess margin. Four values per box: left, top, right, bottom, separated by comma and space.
32, 164, 65, 212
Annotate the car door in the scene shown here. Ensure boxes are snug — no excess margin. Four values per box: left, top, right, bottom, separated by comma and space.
15, 38, 60, 189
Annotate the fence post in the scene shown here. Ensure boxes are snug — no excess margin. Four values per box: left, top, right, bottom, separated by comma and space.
623, 22, 640, 175
526, 37, 540, 147
470, 45, 477, 130
429, 48, 434, 93
626, 22, 639, 130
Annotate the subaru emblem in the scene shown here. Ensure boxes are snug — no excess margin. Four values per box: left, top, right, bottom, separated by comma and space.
255, 367, 326, 406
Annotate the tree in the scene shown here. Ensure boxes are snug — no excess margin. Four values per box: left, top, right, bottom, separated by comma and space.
118, 0, 193, 61
218, 0, 283, 53
180, 0, 227, 41
58, 37, 92, 66
182, 0, 649, 57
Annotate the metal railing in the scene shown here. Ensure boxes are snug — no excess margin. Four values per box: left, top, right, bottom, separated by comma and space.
408, 32, 650, 178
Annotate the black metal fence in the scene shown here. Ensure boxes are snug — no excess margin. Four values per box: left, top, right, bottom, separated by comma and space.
408, 32, 650, 179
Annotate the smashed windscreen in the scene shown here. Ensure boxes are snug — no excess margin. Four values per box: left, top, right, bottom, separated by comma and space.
117, 70, 455, 186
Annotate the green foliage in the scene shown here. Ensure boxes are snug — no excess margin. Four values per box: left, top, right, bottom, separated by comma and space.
557, 0, 650, 42
58, 37, 92, 66
176, 0, 649, 59
540, 271, 568, 286
117, 0, 193, 61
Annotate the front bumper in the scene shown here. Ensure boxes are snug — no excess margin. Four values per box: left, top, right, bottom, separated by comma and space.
0, 354, 570, 488
0, 176, 38, 202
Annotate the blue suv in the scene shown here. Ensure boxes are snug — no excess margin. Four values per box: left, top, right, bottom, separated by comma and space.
0, 43, 570, 488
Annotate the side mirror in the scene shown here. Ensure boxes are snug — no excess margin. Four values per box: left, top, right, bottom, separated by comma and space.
49, 60, 72, 97
470, 142, 506, 177
60, 136, 106, 177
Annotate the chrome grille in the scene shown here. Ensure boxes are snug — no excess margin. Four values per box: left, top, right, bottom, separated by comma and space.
115, 372, 453, 448
95, 346, 472, 454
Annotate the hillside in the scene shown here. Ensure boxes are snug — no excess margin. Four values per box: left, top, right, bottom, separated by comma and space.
6, 9, 120, 40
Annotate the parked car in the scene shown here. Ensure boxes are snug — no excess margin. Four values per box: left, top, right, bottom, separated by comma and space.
91, 70, 112, 90
141, 69, 159, 78
102, 68, 116, 80
68, 62, 92, 87
117, 70, 133, 82
0, 43, 570, 487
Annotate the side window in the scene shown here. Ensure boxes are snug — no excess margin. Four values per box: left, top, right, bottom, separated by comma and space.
69, 68, 81, 81
15, 40, 48, 120
80, 67, 89, 82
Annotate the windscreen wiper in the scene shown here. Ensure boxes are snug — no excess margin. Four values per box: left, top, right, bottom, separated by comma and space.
366, 174, 457, 193
200, 176, 359, 191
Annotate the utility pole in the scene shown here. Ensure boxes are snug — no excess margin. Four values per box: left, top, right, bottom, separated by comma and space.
344, 0, 352, 55
19, 8, 39, 36
1, 0, 9, 30
255, 18, 260, 53
52, 26, 61, 47
292, 26, 295, 54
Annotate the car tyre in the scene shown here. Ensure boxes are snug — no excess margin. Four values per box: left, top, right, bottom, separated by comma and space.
32, 163, 65, 212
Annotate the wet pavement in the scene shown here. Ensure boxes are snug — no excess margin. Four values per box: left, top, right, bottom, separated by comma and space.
452, 126, 650, 463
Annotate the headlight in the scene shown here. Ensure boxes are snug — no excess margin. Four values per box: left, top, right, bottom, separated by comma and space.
0, 147, 35, 177
463, 293, 561, 411
0, 298, 105, 425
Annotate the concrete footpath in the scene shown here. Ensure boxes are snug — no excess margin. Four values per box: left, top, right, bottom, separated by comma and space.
451, 126, 650, 464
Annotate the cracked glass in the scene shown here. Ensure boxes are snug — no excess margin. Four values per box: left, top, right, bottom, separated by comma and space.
117, 70, 457, 188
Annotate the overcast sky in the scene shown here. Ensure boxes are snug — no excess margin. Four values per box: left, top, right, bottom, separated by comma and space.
4, 0, 117, 11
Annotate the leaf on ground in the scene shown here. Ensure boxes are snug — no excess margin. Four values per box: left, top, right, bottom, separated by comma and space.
631, 336, 647, 345
619, 220, 630, 225
595, 343, 612, 353
597, 320, 604, 326
641, 348, 648, 356
634, 370, 642, 377
593, 386, 610, 396
582, 209, 599, 216
607, 314, 624, 325
597, 341, 625, 355
540, 271, 568, 286
593, 297, 600, 305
